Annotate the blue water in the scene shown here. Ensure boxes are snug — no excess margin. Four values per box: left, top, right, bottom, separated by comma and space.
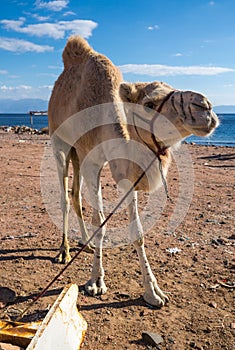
0, 113, 48, 131
187, 114, 235, 147
0, 113, 234, 147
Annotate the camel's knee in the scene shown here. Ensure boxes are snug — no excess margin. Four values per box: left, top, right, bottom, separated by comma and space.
133, 237, 144, 247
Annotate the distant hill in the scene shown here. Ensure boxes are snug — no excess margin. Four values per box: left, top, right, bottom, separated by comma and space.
0, 99, 48, 113
0, 98, 234, 114
214, 105, 235, 114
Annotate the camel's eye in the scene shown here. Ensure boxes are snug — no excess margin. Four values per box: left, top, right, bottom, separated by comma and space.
191, 102, 207, 110
144, 101, 155, 112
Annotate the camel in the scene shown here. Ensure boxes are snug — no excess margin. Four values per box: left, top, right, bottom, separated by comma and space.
48, 35, 219, 307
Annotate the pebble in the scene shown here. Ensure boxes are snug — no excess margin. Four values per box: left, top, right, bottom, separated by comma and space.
208, 301, 217, 308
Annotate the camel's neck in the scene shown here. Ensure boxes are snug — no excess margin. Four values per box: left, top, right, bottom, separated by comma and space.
127, 108, 184, 153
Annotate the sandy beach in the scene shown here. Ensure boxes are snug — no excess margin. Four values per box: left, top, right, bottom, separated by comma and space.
0, 131, 234, 350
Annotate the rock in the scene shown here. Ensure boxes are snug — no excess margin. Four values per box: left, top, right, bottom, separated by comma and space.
142, 332, 164, 346
39, 127, 49, 134
0, 287, 16, 308
208, 301, 217, 308
211, 237, 225, 246
0, 125, 48, 135
140, 309, 152, 317
166, 247, 181, 255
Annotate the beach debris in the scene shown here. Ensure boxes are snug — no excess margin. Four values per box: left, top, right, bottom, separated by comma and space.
209, 283, 220, 290
205, 219, 219, 224
142, 332, 164, 346
0, 320, 41, 348
1, 233, 37, 241
166, 247, 181, 255
0, 288, 16, 309
218, 280, 235, 289
211, 237, 225, 246
0, 126, 48, 135
210, 237, 234, 247
0, 284, 87, 350
0, 343, 24, 350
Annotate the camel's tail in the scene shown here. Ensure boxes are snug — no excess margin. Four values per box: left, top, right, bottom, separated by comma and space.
62, 35, 93, 69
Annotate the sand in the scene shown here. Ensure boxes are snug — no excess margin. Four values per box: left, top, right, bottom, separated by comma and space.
0, 131, 234, 349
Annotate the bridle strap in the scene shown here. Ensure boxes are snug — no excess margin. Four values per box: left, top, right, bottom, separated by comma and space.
133, 89, 176, 157
133, 89, 176, 201
150, 90, 176, 156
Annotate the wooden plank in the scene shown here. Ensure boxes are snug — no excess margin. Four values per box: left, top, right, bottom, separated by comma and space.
27, 284, 87, 350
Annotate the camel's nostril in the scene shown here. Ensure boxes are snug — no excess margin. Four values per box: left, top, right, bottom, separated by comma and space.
211, 118, 216, 127
210, 114, 219, 128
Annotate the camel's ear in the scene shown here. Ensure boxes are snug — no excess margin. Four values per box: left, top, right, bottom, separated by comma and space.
120, 82, 138, 102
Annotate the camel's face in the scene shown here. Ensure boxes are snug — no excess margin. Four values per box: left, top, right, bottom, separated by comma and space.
120, 82, 219, 138
166, 90, 219, 137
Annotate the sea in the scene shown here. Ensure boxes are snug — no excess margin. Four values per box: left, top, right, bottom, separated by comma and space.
0, 113, 234, 147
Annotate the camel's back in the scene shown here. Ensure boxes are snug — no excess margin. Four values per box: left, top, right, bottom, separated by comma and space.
48, 36, 123, 135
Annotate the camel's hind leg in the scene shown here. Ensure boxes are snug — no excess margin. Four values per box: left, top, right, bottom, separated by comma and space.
54, 149, 71, 263
70, 147, 94, 253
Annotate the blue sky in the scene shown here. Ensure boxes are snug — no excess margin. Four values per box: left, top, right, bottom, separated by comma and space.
0, 0, 235, 105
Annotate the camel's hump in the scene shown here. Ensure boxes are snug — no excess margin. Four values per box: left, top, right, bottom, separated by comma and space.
62, 35, 93, 69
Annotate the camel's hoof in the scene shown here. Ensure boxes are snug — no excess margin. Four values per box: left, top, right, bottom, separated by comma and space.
143, 292, 165, 308
85, 278, 107, 296
54, 251, 72, 264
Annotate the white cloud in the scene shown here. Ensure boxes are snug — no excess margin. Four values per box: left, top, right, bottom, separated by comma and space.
147, 24, 159, 31
23, 11, 51, 21
0, 37, 54, 53
32, 14, 51, 21
0, 84, 53, 100
62, 11, 76, 17
35, 0, 69, 12
119, 64, 235, 76
0, 70, 8, 74
0, 84, 32, 91
0, 18, 98, 39
48, 65, 62, 69
173, 53, 183, 57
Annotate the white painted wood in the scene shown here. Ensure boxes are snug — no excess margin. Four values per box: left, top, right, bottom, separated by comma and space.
27, 284, 87, 350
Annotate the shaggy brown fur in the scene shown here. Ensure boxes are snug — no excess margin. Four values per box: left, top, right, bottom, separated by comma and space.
49, 36, 127, 139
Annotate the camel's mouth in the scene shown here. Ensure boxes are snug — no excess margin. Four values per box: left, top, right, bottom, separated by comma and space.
185, 111, 220, 137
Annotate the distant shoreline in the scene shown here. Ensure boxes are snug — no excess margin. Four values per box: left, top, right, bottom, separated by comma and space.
0, 129, 234, 148
0, 112, 234, 147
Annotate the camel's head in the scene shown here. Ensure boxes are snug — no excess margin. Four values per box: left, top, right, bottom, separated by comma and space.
120, 81, 219, 141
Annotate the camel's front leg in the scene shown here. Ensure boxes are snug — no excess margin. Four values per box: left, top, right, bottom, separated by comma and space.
83, 164, 107, 296
128, 191, 169, 307
134, 238, 169, 307
85, 214, 107, 296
